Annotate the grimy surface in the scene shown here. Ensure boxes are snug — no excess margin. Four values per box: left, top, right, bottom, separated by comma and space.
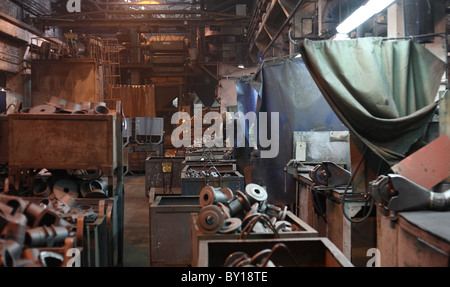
123, 175, 150, 267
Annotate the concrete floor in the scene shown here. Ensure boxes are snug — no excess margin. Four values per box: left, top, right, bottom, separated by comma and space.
123, 175, 150, 267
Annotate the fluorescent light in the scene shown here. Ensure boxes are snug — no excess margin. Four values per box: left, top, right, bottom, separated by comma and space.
136, 0, 160, 4
336, 0, 395, 34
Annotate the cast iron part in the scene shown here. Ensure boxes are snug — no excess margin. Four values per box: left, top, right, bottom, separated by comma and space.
0, 240, 22, 267
219, 218, 242, 234
226, 190, 251, 217
199, 186, 230, 207
197, 205, 225, 234
370, 174, 450, 212
1, 213, 27, 246
244, 183, 268, 205
310, 162, 351, 187
25, 225, 70, 247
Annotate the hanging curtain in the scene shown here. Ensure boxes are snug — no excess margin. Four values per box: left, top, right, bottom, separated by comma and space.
299, 37, 446, 166
236, 57, 347, 204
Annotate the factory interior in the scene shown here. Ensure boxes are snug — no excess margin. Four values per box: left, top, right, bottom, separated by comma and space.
0, 0, 449, 271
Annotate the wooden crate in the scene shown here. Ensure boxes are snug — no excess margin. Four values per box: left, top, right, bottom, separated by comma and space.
190, 211, 318, 267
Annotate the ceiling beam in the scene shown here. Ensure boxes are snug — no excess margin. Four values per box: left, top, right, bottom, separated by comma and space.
39, 17, 249, 28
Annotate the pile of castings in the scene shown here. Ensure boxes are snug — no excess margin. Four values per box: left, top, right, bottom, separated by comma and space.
0, 193, 90, 267
29, 174, 110, 199
20, 96, 111, 115
196, 183, 294, 238
184, 169, 232, 178
224, 243, 300, 267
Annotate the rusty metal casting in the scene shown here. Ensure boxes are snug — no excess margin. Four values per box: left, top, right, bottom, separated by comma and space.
244, 183, 268, 205
197, 205, 225, 234
25, 225, 70, 247
310, 161, 351, 187
219, 218, 241, 234
370, 174, 450, 212
199, 186, 230, 207
29, 104, 57, 114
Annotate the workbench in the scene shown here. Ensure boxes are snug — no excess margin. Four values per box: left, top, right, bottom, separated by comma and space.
377, 208, 450, 267
287, 161, 377, 266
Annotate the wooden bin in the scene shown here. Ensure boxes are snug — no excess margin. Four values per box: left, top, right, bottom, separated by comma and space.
197, 237, 353, 267
149, 195, 201, 266
190, 210, 318, 267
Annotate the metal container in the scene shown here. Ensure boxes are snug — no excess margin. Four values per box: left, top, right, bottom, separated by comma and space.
149, 195, 201, 267
185, 147, 229, 161
190, 211, 318, 266
145, 156, 185, 197
8, 113, 117, 171
0, 115, 7, 163
181, 170, 244, 196
181, 159, 237, 172
197, 237, 354, 267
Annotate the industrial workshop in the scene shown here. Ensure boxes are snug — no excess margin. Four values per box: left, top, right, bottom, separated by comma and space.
0, 0, 449, 270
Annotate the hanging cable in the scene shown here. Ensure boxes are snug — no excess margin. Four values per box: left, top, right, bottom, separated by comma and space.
340, 145, 375, 223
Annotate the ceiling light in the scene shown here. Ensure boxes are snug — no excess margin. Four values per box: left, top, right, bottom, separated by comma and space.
336, 0, 395, 34
136, 0, 160, 4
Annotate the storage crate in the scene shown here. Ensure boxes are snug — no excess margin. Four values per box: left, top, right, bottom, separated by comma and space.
149, 195, 201, 266
145, 156, 185, 197
197, 237, 353, 267
190, 211, 318, 266
181, 170, 244, 196
7, 113, 118, 195
8, 113, 117, 171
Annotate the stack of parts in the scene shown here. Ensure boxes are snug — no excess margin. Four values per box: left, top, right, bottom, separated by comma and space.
0, 193, 95, 267
196, 184, 293, 238
30, 174, 109, 199
224, 243, 299, 267
21, 96, 111, 115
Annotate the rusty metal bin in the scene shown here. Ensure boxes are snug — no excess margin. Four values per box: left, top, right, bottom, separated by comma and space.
145, 156, 185, 197
197, 237, 354, 267
0, 115, 7, 163
181, 160, 237, 172
149, 195, 201, 267
181, 170, 244, 196
190, 211, 318, 267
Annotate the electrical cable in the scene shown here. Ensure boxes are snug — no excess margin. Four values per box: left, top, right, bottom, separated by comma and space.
341, 145, 375, 223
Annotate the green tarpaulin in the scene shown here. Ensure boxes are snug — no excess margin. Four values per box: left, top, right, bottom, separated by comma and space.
299, 37, 446, 166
